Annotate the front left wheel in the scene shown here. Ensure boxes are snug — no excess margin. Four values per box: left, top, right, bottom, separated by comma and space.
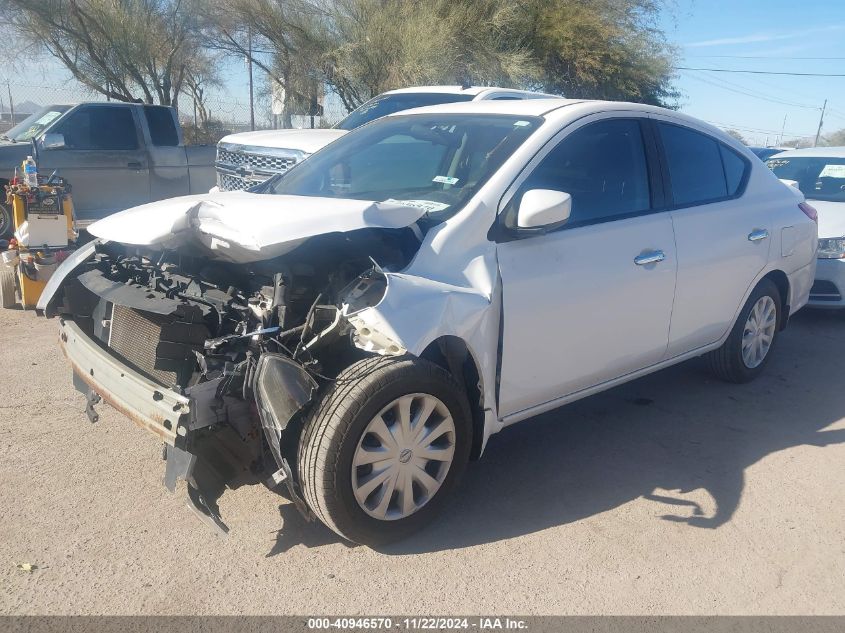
298, 356, 472, 545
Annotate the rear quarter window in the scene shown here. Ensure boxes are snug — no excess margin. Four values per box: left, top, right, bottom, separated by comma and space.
720, 145, 749, 195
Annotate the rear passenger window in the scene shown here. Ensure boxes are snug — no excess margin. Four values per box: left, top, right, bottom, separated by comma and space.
144, 106, 179, 146
720, 145, 747, 195
512, 118, 651, 228
658, 123, 727, 205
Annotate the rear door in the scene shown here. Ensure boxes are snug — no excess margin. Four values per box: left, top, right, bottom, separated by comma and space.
651, 117, 771, 356
38, 104, 150, 224
496, 115, 677, 419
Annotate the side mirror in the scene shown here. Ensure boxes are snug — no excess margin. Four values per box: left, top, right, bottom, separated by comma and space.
42, 133, 65, 150
517, 189, 572, 229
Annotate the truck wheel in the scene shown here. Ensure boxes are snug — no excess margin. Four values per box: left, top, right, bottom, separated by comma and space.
298, 356, 472, 545
706, 279, 781, 383
0, 203, 12, 240
1, 267, 17, 309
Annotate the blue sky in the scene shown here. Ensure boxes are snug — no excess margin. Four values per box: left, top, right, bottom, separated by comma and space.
662, 0, 845, 145
7, 0, 845, 144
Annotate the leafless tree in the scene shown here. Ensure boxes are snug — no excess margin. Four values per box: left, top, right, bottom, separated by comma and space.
3, 0, 208, 106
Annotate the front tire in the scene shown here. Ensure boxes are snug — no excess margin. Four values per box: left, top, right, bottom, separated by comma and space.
706, 279, 782, 383
298, 356, 472, 545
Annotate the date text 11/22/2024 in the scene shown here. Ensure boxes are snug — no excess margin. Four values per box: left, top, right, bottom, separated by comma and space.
307, 618, 528, 630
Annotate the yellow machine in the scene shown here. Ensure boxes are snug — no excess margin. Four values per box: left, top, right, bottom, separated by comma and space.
0, 178, 76, 309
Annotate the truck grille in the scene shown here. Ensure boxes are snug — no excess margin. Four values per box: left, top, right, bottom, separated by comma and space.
215, 146, 300, 191
217, 173, 254, 192
217, 147, 298, 172
108, 305, 179, 386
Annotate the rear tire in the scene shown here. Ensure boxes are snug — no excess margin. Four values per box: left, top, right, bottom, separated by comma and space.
706, 279, 781, 383
298, 356, 472, 545
0, 267, 17, 309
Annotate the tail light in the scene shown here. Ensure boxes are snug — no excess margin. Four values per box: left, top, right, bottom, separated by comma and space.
799, 202, 818, 223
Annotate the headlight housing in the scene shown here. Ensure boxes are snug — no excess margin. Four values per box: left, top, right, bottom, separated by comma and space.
818, 237, 845, 259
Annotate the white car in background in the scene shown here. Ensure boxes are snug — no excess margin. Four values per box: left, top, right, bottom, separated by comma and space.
214, 85, 558, 191
768, 147, 845, 307
41, 99, 817, 544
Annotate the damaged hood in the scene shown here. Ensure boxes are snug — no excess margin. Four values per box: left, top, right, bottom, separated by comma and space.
87, 191, 428, 263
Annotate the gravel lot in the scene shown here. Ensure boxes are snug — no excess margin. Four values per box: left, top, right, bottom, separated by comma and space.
1, 305, 844, 615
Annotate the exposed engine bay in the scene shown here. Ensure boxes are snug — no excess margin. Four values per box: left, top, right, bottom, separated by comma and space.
52, 226, 422, 532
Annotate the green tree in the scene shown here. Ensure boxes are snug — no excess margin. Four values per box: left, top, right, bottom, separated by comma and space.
526, 0, 678, 104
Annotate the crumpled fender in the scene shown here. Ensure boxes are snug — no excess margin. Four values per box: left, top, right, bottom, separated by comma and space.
346, 249, 504, 451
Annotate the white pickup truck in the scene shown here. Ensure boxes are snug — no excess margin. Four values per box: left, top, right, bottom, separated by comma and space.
214, 85, 557, 191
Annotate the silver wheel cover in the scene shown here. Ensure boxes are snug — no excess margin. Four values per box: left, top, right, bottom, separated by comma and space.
742, 295, 777, 369
352, 393, 456, 521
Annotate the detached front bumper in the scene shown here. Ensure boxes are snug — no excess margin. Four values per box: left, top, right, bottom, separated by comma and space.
58, 317, 318, 534
60, 318, 190, 442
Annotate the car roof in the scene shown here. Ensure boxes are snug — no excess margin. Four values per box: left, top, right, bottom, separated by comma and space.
386, 98, 581, 118
381, 85, 556, 98
386, 98, 712, 123
770, 146, 845, 159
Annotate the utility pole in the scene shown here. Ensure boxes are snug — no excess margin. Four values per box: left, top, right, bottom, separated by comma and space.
778, 115, 787, 146
248, 29, 255, 131
814, 99, 827, 147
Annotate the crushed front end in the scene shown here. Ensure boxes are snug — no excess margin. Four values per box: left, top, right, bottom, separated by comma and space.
43, 230, 416, 533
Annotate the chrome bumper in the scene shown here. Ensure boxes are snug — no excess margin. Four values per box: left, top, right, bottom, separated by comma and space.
59, 318, 190, 444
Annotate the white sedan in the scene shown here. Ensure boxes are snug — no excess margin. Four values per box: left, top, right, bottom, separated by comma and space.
40, 99, 817, 544
767, 147, 845, 307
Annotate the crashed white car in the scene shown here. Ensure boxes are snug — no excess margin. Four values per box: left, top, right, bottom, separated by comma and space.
39, 99, 817, 544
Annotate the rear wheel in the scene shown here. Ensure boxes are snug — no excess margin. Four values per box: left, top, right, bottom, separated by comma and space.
298, 356, 471, 545
706, 279, 781, 383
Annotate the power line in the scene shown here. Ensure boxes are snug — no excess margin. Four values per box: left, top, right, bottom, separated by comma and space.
703, 118, 814, 138
676, 66, 845, 77
686, 55, 845, 61
684, 71, 822, 110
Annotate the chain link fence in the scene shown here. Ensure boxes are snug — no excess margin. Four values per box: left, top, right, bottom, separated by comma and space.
0, 81, 350, 145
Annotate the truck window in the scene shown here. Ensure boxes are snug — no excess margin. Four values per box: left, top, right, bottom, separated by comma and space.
54, 106, 139, 151
143, 106, 179, 146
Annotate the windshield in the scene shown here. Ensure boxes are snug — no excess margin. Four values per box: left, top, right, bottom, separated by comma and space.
335, 93, 475, 131
267, 114, 541, 220
767, 156, 845, 203
2, 105, 71, 142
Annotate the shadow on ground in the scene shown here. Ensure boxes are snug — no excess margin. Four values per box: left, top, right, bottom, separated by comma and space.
270, 309, 845, 555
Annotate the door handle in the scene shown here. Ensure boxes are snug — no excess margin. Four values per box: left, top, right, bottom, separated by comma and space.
127, 161, 144, 170
748, 229, 769, 242
634, 250, 666, 266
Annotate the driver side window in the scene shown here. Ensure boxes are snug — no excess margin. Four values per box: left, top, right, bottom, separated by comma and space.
506, 118, 652, 229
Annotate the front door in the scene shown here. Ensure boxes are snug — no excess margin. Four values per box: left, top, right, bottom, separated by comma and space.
496, 117, 677, 419
38, 104, 150, 225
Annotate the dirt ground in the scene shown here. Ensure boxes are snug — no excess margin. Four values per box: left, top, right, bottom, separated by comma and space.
1, 305, 844, 615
